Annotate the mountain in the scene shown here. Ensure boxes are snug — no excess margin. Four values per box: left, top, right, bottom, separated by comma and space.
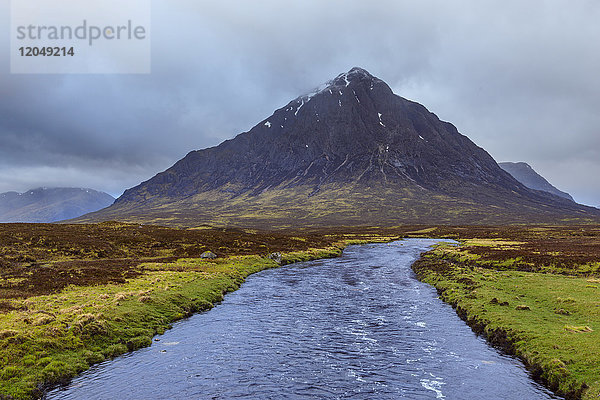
498, 162, 575, 202
0, 188, 115, 223
77, 67, 599, 228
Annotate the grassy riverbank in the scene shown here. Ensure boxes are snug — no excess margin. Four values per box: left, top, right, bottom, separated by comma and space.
412, 226, 600, 399
1, 223, 598, 399
0, 223, 401, 399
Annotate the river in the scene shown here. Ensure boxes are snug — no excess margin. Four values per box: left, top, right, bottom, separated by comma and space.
45, 239, 560, 399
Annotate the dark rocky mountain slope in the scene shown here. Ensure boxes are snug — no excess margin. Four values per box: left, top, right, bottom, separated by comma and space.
78, 68, 599, 227
0, 188, 114, 223
499, 162, 575, 202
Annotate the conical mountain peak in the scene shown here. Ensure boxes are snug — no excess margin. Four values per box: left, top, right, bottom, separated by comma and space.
91, 68, 599, 227
296, 67, 389, 103
331, 67, 381, 87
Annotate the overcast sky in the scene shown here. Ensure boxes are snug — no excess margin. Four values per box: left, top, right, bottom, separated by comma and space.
1, 0, 599, 206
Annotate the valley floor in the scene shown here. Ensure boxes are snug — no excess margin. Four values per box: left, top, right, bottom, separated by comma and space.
0, 223, 598, 399
0, 223, 396, 399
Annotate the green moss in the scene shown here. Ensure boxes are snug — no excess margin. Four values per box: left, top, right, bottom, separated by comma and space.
81, 350, 105, 364
102, 344, 128, 358
21, 356, 36, 367
1, 366, 22, 380
41, 361, 73, 383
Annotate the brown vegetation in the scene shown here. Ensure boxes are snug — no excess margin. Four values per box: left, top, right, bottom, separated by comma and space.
2, 223, 598, 302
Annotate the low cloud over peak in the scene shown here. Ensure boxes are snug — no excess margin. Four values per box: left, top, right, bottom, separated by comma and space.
1, 0, 599, 205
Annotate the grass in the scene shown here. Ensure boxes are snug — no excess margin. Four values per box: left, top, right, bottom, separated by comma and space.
412, 227, 600, 399
0, 223, 402, 399
0, 256, 268, 398
1, 250, 358, 399
1, 223, 599, 399
73, 182, 600, 229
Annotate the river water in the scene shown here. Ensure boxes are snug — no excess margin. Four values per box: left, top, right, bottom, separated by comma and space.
46, 239, 560, 399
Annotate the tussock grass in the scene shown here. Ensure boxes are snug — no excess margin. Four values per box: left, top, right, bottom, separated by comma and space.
564, 325, 593, 333
0, 224, 401, 399
2, 223, 600, 398
0, 256, 281, 398
413, 228, 600, 399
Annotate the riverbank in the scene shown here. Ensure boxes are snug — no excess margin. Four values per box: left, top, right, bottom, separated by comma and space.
0, 223, 401, 399
2, 252, 352, 399
412, 228, 600, 400
1, 224, 598, 399
44, 238, 559, 400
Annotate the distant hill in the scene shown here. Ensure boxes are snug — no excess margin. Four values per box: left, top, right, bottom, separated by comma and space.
0, 188, 115, 223
76, 68, 599, 228
498, 162, 575, 202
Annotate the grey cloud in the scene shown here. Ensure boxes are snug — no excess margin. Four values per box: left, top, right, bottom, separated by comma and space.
0, 0, 599, 205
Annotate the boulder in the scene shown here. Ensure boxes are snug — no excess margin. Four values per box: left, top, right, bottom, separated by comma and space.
267, 252, 282, 264
200, 251, 217, 259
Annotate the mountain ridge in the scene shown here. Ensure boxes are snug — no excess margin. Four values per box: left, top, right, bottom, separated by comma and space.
1, 187, 115, 223
499, 162, 575, 202
76, 68, 600, 228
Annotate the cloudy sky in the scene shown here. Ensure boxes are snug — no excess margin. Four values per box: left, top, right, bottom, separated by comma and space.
1, 0, 599, 206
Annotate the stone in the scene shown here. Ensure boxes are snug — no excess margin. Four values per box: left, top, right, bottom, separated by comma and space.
267, 252, 282, 264
200, 251, 217, 259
